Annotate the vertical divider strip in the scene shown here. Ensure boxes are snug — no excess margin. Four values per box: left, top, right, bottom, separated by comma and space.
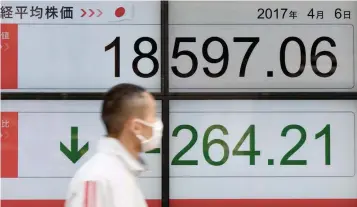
161, 1, 170, 207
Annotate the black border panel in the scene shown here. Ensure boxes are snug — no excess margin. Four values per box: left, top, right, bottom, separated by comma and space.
0, 92, 164, 100
161, 1, 169, 96
167, 92, 357, 100
161, 99, 170, 207
161, 1, 170, 207
3, 92, 357, 100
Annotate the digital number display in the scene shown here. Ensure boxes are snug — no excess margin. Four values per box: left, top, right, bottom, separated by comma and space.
1, 2, 357, 93
1, 100, 357, 205
105, 36, 159, 78
169, 27, 352, 90
169, 100, 357, 203
170, 112, 353, 177
169, 1, 357, 92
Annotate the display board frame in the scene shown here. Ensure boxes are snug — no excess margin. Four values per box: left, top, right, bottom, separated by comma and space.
1, 1, 357, 207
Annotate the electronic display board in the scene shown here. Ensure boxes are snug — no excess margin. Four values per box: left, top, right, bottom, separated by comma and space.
1, 100, 357, 206
0, 1, 161, 92
3, 1, 357, 93
2, 1, 357, 207
169, 100, 357, 206
169, 1, 357, 92
1, 100, 162, 207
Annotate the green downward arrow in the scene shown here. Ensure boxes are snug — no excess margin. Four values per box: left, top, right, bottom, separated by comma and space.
60, 127, 89, 163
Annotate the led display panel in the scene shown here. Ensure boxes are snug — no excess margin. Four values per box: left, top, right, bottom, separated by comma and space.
169, 1, 356, 92
169, 100, 357, 206
0, 1, 161, 92
1, 100, 162, 207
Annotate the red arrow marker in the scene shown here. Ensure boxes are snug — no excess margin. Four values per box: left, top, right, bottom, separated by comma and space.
1, 131, 9, 140
0, 43, 8, 51
4, 43, 9, 51
97, 9, 102, 17
81, 9, 86, 17
89, 9, 94, 17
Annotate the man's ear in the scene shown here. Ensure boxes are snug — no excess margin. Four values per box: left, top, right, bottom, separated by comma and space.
128, 118, 142, 135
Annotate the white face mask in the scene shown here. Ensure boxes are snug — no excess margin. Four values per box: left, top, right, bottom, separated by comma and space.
134, 119, 163, 152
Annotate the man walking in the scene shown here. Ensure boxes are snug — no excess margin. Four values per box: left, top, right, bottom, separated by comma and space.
65, 83, 163, 207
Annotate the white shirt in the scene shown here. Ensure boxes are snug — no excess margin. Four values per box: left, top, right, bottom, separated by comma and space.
65, 137, 148, 207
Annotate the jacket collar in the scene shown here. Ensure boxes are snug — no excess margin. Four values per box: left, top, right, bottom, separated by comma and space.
96, 136, 146, 175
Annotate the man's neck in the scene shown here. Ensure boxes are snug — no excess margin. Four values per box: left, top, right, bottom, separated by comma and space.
111, 135, 140, 160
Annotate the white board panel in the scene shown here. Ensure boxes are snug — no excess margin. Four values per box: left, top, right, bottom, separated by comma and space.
0, 1, 161, 92
169, 1, 357, 92
0, 100, 162, 200
170, 112, 354, 177
170, 100, 357, 198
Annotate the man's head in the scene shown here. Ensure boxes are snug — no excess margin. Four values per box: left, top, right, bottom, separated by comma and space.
101, 83, 162, 153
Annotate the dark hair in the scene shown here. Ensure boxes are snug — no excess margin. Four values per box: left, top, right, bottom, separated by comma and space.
101, 83, 147, 135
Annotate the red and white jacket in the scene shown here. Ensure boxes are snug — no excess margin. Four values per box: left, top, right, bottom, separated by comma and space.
65, 137, 148, 207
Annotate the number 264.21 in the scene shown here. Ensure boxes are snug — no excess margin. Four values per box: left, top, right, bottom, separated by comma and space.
171, 124, 331, 166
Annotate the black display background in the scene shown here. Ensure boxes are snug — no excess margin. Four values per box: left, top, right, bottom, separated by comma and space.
2, 1, 357, 207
